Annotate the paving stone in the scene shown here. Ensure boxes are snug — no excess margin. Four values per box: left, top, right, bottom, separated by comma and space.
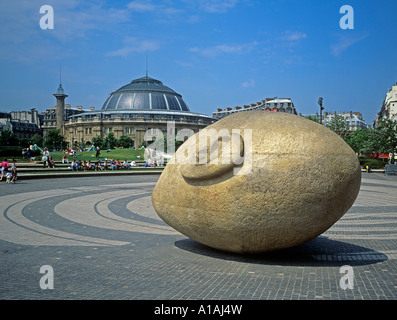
0, 173, 396, 301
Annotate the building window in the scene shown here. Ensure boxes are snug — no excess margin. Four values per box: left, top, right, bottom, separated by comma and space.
105, 127, 112, 134
125, 127, 134, 134
85, 128, 92, 135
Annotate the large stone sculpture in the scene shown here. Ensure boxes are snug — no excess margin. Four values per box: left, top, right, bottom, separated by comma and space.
152, 111, 361, 253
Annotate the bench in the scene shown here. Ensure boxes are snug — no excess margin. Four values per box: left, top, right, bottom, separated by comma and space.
385, 163, 397, 176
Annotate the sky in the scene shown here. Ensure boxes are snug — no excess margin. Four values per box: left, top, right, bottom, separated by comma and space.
0, 0, 396, 125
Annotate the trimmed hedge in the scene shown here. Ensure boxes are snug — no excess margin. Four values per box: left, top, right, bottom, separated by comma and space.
359, 157, 386, 169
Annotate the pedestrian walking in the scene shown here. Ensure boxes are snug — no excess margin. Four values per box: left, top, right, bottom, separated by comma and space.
11, 159, 17, 183
1, 158, 9, 181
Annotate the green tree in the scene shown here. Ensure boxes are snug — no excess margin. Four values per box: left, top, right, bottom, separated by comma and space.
372, 119, 397, 163
359, 128, 379, 156
19, 138, 31, 147
44, 129, 66, 150
326, 115, 350, 142
31, 133, 44, 147
92, 135, 105, 149
304, 115, 320, 123
104, 132, 117, 149
346, 128, 370, 154
117, 134, 133, 148
0, 129, 19, 146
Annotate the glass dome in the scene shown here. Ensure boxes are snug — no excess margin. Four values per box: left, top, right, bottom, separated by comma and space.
102, 76, 190, 112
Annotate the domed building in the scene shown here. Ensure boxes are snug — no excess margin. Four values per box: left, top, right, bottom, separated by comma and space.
102, 76, 190, 112
63, 75, 215, 148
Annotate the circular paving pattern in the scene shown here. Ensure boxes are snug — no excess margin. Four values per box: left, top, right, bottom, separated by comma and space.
0, 182, 178, 247
0, 174, 396, 300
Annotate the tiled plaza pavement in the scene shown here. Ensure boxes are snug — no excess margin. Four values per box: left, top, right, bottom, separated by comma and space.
0, 173, 396, 302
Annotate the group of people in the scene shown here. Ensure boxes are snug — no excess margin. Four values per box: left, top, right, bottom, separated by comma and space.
64, 148, 81, 158
0, 159, 17, 184
144, 157, 165, 167
70, 159, 94, 171
69, 159, 138, 171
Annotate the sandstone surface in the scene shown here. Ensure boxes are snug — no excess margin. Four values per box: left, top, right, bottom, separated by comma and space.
152, 111, 361, 253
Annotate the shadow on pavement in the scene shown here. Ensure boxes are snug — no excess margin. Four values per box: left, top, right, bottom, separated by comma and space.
174, 236, 388, 267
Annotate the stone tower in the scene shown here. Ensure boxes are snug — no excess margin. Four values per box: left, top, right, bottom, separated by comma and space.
53, 83, 68, 132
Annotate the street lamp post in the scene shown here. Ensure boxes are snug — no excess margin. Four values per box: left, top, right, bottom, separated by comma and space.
318, 97, 324, 124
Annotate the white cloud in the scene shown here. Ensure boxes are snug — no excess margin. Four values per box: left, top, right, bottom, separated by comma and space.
281, 31, 307, 41
190, 41, 258, 57
127, 1, 156, 12
187, 15, 200, 23
107, 37, 161, 56
127, 0, 183, 16
241, 79, 255, 88
0, 1, 131, 44
331, 33, 369, 56
197, 0, 239, 13
0, 1, 164, 62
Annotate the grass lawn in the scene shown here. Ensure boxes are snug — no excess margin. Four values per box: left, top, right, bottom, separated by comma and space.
7, 148, 146, 163
54, 148, 146, 162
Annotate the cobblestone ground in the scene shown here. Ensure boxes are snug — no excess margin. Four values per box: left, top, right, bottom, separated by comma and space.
0, 173, 396, 301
